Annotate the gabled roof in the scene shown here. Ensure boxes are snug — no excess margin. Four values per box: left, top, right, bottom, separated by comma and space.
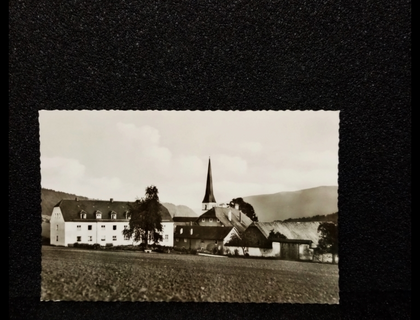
174, 225, 234, 241
253, 221, 322, 245
55, 199, 173, 222
198, 207, 253, 233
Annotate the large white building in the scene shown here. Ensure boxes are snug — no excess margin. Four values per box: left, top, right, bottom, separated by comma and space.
50, 198, 174, 247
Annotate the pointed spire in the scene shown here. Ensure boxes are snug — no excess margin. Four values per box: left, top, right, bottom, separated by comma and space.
202, 157, 216, 203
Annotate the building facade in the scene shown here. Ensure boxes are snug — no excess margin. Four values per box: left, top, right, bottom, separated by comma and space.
174, 225, 238, 252
50, 198, 174, 247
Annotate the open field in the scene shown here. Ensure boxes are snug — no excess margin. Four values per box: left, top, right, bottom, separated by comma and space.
41, 245, 339, 303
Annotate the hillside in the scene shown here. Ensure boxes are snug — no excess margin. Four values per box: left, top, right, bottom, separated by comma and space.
41, 188, 90, 216
243, 186, 338, 222
162, 203, 198, 218
280, 212, 338, 223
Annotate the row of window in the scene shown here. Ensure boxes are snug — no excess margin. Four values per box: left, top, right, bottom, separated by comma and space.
57, 225, 128, 231
55, 234, 170, 242
200, 218, 220, 223
76, 235, 121, 242
79, 211, 129, 220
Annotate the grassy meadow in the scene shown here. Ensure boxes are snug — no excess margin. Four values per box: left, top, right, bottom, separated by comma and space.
41, 245, 339, 303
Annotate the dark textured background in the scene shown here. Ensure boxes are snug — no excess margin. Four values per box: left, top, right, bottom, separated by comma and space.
9, 0, 410, 319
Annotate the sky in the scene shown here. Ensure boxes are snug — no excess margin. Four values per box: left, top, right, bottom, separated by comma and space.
39, 110, 339, 214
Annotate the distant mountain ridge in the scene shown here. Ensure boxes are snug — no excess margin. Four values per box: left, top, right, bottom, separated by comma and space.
243, 186, 338, 222
161, 203, 198, 218
280, 212, 338, 223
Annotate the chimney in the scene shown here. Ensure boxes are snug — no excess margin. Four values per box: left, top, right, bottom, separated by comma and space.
228, 210, 232, 221
234, 203, 239, 210
110, 198, 113, 203
239, 210, 242, 223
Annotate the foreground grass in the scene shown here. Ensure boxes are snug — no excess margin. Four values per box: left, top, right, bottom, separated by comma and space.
41, 245, 339, 303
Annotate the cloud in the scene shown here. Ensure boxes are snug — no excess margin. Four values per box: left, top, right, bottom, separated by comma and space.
41, 156, 127, 200
115, 122, 172, 173
239, 141, 263, 154
212, 155, 248, 177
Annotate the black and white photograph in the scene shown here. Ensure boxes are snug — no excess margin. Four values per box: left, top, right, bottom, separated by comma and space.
40, 110, 339, 303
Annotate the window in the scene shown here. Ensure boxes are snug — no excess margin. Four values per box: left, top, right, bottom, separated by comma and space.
124, 225, 128, 230
101, 236, 106, 241
88, 236, 92, 242
190, 228, 193, 235
111, 211, 117, 219
96, 211, 102, 219
56, 236, 58, 242
201, 218, 205, 222
101, 225, 105, 229
113, 236, 117, 241
180, 228, 183, 234
165, 235, 168, 241
88, 225, 92, 230
209, 218, 213, 222
113, 225, 117, 230
77, 236, 81, 242
124, 234, 130, 240
77, 225, 81, 231
80, 210, 86, 219
184, 238, 187, 242
55, 225, 58, 231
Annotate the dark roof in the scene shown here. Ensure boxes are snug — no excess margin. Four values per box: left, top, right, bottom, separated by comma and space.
55, 199, 173, 222
174, 225, 233, 240
202, 158, 216, 203
274, 239, 313, 244
198, 207, 253, 233
173, 217, 198, 222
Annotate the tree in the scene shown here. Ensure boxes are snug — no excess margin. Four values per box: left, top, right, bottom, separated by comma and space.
268, 229, 287, 240
229, 198, 258, 222
122, 186, 163, 249
317, 222, 338, 263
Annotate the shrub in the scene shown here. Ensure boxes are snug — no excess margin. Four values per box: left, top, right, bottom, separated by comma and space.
212, 246, 218, 255
105, 243, 113, 247
190, 249, 197, 255
234, 249, 239, 256
73, 242, 79, 248
181, 247, 187, 254
93, 243, 100, 250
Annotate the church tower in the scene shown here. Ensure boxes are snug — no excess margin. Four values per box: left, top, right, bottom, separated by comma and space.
202, 157, 217, 211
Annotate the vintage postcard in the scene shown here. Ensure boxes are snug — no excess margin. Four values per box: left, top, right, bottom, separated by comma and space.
40, 110, 339, 303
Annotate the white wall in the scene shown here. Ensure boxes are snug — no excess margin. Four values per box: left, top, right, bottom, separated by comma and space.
50, 212, 175, 247
159, 222, 174, 247
65, 221, 132, 246
49, 207, 66, 246
225, 242, 281, 257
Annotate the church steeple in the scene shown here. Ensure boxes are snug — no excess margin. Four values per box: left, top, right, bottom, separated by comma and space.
202, 157, 217, 211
